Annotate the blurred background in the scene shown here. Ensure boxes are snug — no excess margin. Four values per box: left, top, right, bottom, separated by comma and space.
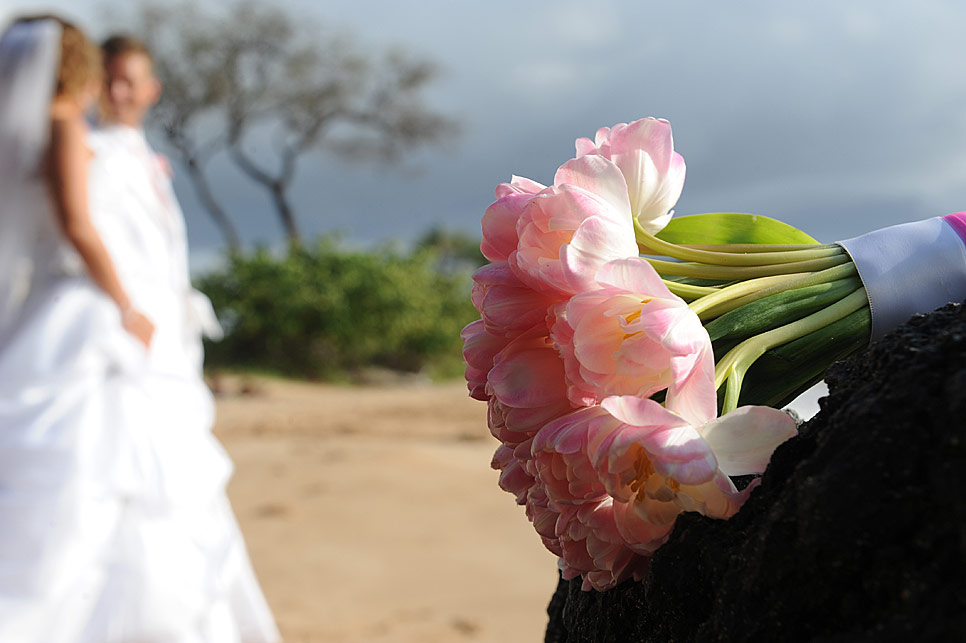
6, 1, 966, 262
5, 0, 966, 380
3, 1, 965, 640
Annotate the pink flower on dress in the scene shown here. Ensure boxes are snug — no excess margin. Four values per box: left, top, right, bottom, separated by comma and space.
552, 257, 716, 421
575, 117, 686, 235
512, 155, 639, 296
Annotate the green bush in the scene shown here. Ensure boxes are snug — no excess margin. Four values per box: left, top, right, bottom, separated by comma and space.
197, 236, 480, 380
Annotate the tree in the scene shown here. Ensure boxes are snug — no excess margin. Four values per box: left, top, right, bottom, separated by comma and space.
415, 227, 487, 274
124, 0, 458, 249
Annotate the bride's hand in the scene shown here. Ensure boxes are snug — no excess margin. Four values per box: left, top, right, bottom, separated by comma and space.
122, 308, 155, 348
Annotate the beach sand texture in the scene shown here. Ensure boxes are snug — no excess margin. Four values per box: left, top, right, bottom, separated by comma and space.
214, 376, 558, 642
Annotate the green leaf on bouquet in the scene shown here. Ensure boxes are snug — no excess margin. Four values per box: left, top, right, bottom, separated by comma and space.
656, 213, 820, 246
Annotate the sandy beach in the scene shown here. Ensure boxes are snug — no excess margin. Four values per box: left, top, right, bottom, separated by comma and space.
212, 376, 558, 642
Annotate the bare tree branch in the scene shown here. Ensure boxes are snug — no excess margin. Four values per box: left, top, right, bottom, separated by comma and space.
117, 0, 459, 248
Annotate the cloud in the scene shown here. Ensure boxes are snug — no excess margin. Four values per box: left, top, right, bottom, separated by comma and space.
546, 0, 620, 49
506, 59, 585, 103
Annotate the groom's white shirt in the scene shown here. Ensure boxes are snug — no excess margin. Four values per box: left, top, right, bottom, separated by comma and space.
88, 124, 220, 376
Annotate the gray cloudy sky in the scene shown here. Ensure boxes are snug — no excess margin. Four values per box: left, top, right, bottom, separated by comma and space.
5, 1, 966, 270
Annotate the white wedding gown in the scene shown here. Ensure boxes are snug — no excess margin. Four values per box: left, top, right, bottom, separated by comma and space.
0, 19, 280, 643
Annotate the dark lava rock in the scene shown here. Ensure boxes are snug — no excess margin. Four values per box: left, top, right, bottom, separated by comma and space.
545, 302, 966, 643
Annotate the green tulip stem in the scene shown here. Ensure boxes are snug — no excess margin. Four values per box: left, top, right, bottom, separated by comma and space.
711, 262, 858, 317
715, 287, 870, 414
689, 273, 808, 319
635, 224, 844, 266
689, 262, 860, 320
662, 280, 720, 301
646, 253, 850, 280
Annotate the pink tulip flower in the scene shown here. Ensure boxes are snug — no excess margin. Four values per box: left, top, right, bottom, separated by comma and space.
555, 499, 649, 591
491, 443, 536, 505
531, 406, 612, 506
546, 302, 598, 407
575, 117, 686, 235
552, 257, 717, 421
528, 393, 796, 589
485, 333, 575, 448
594, 395, 797, 539
532, 405, 675, 559
527, 407, 640, 588
481, 176, 546, 262
512, 155, 639, 296
525, 483, 564, 557
460, 319, 509, 401
471, 261, 561, 338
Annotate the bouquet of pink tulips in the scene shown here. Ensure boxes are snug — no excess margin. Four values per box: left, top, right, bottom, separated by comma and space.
462, 117, 966, 591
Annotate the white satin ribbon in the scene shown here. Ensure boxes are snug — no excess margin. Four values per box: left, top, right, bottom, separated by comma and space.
837, 215, 966, 341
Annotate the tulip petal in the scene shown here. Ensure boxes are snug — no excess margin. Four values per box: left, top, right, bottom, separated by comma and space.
489, 343, 566, 409
607, 118, 675, 171
601, 395, 684, 430
553, 155, 633, 225
665, 342, 717, 427
638, 423, 718, 486
594, 257, 674, 300
571, 117, 685, 235
574, 136, 598, 156
481, 192, 535, 261
598, 397, 717, 485
696, 406, 798, 476
562, 218, 638, 292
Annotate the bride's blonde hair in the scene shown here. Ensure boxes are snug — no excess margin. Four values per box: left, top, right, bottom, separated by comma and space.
14, 15, 101, 100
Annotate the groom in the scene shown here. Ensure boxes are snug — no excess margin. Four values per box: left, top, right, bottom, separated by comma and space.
85, 37, 281, 639
88, 35, 220, 376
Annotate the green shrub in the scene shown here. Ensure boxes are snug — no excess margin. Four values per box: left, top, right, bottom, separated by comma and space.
197, 236, 480, 380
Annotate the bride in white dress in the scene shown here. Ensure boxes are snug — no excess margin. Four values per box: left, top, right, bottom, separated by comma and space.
0, 16, 280, 642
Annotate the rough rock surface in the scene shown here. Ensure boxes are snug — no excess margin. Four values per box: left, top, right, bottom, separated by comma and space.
545, 302, 966, 642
